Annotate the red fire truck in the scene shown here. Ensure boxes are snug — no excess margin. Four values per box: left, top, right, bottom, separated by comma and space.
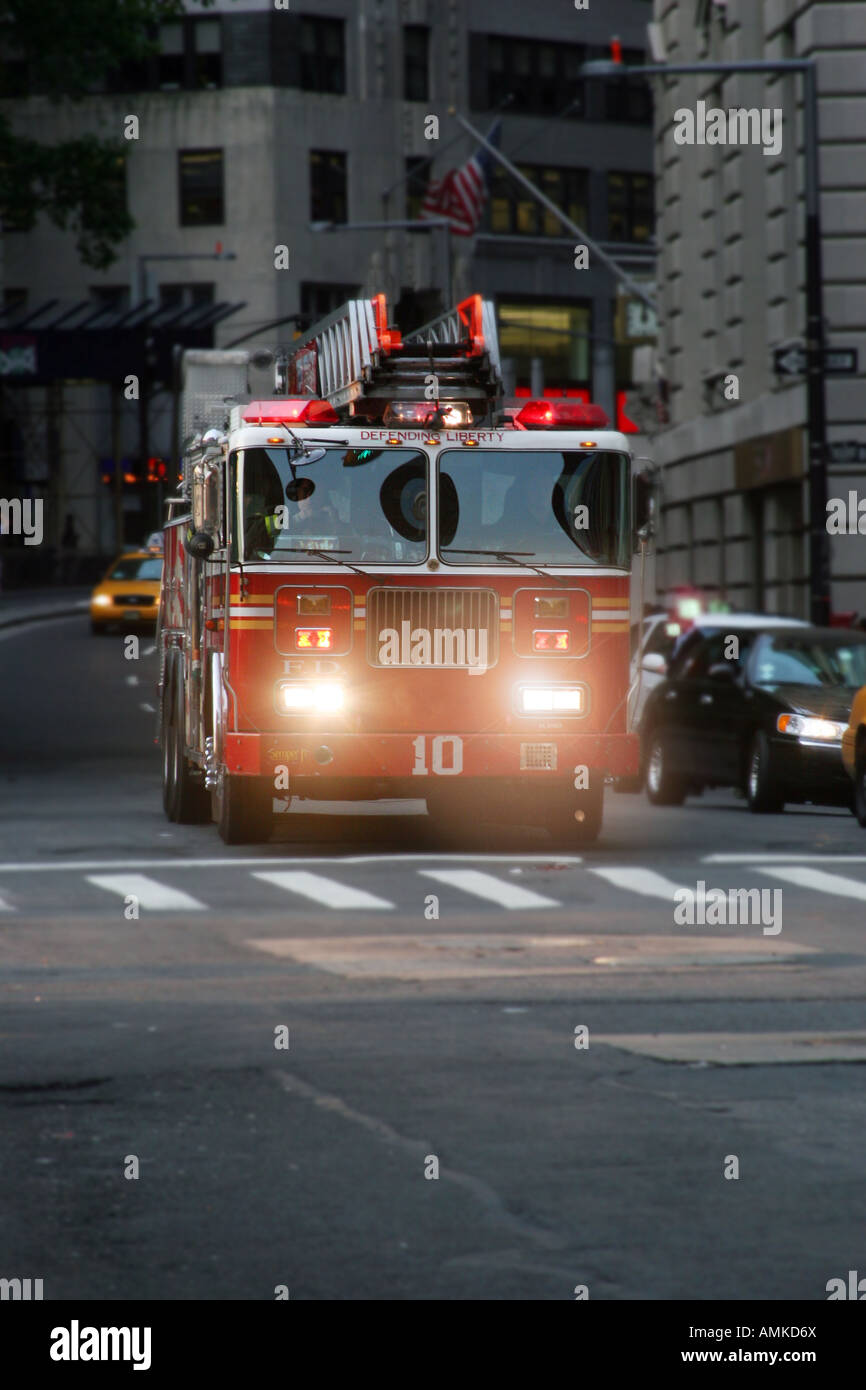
158, 293, 651, 844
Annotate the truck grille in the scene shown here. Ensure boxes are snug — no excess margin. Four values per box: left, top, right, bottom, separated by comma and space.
366, 588, 499, 668
520, 743, 558, 770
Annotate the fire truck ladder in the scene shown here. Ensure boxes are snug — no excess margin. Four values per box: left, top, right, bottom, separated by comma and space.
282, 292, 502, 421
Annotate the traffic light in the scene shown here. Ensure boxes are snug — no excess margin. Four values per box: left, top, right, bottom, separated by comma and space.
146, 457, 168, 483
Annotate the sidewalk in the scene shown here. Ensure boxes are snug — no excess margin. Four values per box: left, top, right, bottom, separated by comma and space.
0, 587, 91, 632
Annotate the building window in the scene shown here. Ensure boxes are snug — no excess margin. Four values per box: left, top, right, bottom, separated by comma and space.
471, 34, 585, 117
106, 15, 223, 92
179, 149, 224, 226
607, 172, 654, 243
300, 17, 345, 94
159, 20, 186, 88
487, 165, 588, 237
403, 26, 430, 102
159, 284, 215, 310
405, 156, 431, 220
497, 300, 592, 386
300, 282, 361, 328
604, 49, 652, 123
310, 150, 347, 224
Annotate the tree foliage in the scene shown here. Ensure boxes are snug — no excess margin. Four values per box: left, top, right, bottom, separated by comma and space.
0, 1, 212, 268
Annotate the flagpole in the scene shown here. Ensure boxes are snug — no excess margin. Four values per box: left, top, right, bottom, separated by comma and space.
450, 110, 657, 312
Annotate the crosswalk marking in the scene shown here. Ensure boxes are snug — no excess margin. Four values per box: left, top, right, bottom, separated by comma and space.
758, 866, 866, 902
252, 870, 393, 910
418, 869, 558, 909
85, 874, 207, 911
4, 861, 866, 919
588, 866, 688, 900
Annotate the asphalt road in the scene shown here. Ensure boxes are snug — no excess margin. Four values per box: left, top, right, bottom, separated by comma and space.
1, 614, 865, 1300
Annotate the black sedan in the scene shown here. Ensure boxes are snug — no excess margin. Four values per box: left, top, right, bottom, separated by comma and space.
642, 624, 866, 813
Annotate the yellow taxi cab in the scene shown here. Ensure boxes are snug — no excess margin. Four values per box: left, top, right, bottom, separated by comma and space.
90, 545, 163, 634
842, 684, 866, 825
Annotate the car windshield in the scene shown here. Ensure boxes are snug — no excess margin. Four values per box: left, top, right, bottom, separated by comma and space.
752, 635, 866, 688
239, 446, 428, 564
109, 557, 162, 581
438, 448, 631, 567
644, 619, 682, 662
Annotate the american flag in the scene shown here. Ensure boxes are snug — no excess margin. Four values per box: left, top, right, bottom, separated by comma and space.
419, 121, 502, 237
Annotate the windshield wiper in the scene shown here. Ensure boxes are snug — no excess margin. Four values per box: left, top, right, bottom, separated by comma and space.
278, 546, 366, 576
446, 548, 569, 585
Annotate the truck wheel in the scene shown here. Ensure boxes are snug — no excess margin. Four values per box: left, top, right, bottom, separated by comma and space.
745, 732, 784, 814
854, 737, 866, 827
165, 681, 210, 823
215, 774, 273, 845
545, 783, 603, 846
161, 693, 177, 818
645, 731, 686, 806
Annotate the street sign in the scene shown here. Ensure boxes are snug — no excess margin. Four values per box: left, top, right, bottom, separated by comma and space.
773, 345, 859, 376
827, 441, 866, 464
773, 345, 807, 375
824, 347, 858, 374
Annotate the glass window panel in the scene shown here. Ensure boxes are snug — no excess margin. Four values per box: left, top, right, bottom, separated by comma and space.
195, 19, 221, 54
440, 448, 630, 569
160, 22, 183, 54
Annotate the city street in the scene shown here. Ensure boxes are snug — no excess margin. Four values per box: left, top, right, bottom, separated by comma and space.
1, 612, 864, 1300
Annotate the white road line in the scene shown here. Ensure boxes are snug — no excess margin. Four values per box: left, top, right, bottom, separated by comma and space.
758, 866, 866, 902
0, 890, 13, 912
140, 702, 156, 713
253, 870, 394, 910
85, 874, 207, 911
706, 854, 866, 864
419, 869, 559, 909
0, 854, 583, 873
0, 614, 87, 643
589, 866, 689, 900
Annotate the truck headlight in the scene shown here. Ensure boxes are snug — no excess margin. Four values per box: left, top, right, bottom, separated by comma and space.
517, 685, 586, 714
276, 681, 344, 714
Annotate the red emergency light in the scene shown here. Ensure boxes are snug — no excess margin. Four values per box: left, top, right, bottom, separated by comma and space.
532, 630, 571, 652
295, 627, 333, 650
242, 399, 340, 426
515, 400, 610, 430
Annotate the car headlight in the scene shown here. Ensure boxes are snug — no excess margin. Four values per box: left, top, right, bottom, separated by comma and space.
777, 713, 846, 741
92, 594, 112, 607
276, 681, 344, 714
518, 685, 586, 714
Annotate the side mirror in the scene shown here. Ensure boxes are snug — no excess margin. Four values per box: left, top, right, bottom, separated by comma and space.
191, 457, 222, 551
634, 470, 655, 541
641, 651, 667, 675
183, 529, 216, 560
707, 662, 737, 683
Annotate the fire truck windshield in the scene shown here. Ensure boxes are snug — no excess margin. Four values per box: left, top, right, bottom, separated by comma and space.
438, 449, 631, 568
239, 446, 428, 564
